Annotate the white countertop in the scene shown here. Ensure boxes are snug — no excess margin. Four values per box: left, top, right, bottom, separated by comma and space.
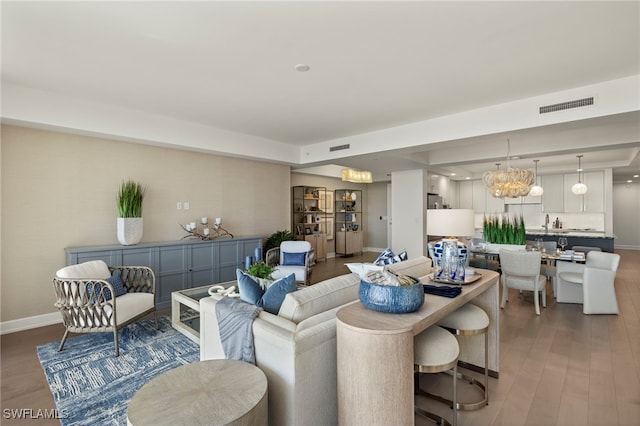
525, 228, 610, 238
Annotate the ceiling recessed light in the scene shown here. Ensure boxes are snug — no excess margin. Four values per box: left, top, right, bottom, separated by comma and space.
634, 174, 639, 178
294, 64, 310, 72
627, 180, 633, 183
450, 173, 456, 176
465, 177, 471, 180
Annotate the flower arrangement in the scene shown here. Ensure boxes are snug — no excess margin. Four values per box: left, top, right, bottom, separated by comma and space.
482, 214, 526, 245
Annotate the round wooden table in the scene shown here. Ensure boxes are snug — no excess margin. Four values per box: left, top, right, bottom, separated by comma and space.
127, 359, 268, 426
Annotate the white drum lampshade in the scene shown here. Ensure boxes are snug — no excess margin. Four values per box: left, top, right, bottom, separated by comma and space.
426, 209, 475, 239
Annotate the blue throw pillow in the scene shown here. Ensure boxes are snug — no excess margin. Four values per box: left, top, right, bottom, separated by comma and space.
237, 269, 263, 305
107, 270, 127, 297
236, 269, 297, 314
87, 270, 126, 302
282, 252, 306, 266
258, 273, 297, 314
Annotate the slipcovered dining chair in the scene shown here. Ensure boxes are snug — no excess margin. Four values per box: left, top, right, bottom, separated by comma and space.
540, 241, 558, 295
499, 249, 547, 315
556, 251, 620, 314
268, 240, 314, 285
52, 260, 157, 356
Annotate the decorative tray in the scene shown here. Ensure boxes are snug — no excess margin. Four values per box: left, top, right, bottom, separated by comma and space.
427, 273, 482, 285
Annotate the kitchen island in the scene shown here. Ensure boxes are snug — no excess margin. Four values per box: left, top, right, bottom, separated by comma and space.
525, 229, 614, 252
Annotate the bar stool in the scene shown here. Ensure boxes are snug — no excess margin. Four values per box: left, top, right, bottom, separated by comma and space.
430, 303, 490, 411
414, 325, 460, 426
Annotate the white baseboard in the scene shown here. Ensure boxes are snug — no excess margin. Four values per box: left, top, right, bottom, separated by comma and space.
365, 247, 386, 253
615, 245, 640, 251
0, 312, 61, 335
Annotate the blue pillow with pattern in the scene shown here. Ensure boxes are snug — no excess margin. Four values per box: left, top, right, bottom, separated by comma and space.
87, 270, 126, 302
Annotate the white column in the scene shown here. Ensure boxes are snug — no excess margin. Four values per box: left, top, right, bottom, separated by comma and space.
390, 169, 428, 258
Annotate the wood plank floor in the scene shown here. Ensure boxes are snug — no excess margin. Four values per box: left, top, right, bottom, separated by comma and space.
1, 250, 638, 425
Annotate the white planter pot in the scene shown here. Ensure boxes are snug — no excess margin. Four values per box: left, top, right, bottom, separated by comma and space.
485, 243, 526, 254
117, 217, 143, 246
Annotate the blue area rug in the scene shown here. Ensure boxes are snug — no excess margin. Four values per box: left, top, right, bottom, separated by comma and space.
37, 316, 199, 426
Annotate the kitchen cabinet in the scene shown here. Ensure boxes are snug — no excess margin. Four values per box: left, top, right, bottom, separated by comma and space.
472, 180, 487, 213
65, 236, 262, 309
583, 171, 604, 212
458, 181, 473, 210
540, 174, 564, 212
503, 192, 541, 205
485, 191, 505, 213
461, 180, 503, 213
564, 171, 604, 213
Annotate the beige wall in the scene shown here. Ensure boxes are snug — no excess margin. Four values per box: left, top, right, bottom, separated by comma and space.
1, 125, 290, 322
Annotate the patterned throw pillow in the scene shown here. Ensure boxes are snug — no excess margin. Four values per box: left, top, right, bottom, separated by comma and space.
107, 270, 127, 297
87, 270, 127, 302
374, 248, 408, 266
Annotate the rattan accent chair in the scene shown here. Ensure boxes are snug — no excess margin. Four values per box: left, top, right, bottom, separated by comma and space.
52, 260, 157, 356
266, 240, 314, 286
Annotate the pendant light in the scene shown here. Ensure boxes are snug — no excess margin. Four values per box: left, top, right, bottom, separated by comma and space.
571, 155, 588, 195
482, 139, 535, 198
529, 159, 544, 196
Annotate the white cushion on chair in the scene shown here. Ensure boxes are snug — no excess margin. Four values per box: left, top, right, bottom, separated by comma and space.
558, 272, 583, 284
56, 260, 111, 280
114, 293, 154, 325
71, 293, 154, 327
272, 265, 307, 283
414, 326, 459, 368
437, 303, 489, 331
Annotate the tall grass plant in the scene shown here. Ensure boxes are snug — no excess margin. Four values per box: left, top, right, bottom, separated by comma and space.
482, 214, 526, 245
117, 180, 146, 218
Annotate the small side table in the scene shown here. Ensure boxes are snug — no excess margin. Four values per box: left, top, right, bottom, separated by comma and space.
127, 359, 268, 426
171, 281, 235, 343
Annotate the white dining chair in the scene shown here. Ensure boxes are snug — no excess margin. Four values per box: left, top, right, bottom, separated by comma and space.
499, 249, 547, 315
556, 251, 620, 314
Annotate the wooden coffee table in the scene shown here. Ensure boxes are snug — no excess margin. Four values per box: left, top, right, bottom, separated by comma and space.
127, 359, 268, 426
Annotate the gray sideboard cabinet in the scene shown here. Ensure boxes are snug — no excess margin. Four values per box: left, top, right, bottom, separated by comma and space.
65, 236, 262, 309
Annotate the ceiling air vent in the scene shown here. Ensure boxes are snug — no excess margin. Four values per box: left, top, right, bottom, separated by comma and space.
329, 144, 350, 152
539, 97, 594, 114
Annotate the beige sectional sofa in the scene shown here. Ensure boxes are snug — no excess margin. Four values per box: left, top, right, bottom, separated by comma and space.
200, 256, 432, 426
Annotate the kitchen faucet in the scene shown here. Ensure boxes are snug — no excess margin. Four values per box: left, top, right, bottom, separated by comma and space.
543, 214, 549, 232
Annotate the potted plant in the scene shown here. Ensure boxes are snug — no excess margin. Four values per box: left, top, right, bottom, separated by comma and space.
247, 261, 276, 287
117, 180, 146, 245
263, 229, 295, 253
482, 214, 526, 251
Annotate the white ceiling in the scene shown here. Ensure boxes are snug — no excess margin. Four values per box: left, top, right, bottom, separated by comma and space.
2, 1, 639, 183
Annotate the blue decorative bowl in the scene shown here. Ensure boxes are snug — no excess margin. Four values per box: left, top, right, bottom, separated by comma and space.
359, 280, 425, 314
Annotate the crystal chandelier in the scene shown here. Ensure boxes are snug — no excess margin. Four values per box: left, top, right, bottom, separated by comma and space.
529, 159, 544, 196
482, 140, 535, 198
341, 168, 373, 183
571, 155, 588, 195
